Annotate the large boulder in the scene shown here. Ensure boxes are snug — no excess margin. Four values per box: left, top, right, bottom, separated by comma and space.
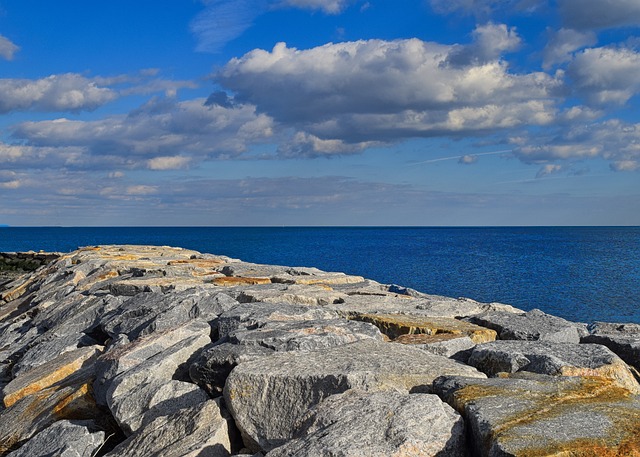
468, 340, 640, 393
582, 322, 640, 374
465, 308, 584, 343
434, 373, 640, 457
266, 390, 466, 457
5, 420, 104, 457
224, 339, 485, 452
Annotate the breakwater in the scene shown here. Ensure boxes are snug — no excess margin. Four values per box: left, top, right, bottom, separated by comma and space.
0, 245, 638, 456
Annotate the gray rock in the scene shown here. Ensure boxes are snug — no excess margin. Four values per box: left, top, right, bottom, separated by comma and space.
234, 284, 348, 307
224, 339, 485, 452
94, 319, 211, 406
190, 343, 275, 396
108, 379, 210, 435
465, 308, 582, 343
5, 420, 104, 457
217, 302, 338, 339
229, 318, 383, 352
105, 333, 211, 432
396, 334, 476, 362
433, 373, 640, 457
104, 399, 234, 457
582, 321, 640, 373
468, 340, 640, 393
266, 390, 465, 457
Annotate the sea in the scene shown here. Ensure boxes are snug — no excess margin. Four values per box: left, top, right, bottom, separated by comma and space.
1, 226, 638, 325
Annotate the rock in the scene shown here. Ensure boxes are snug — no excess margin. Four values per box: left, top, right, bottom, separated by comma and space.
465, 308, 583, 343
352, 313, 496, 343
433, 373, 640, 457
395, 334, 476, 362
217, 302, 338, 339
103, 399, 234, 457
228, 318, 383, 352
468, 340, 640, 393
108, 379, 209, 435
5, 420, 105, 457
3, 345, 102, 408
190, 343, 274, 396
582, 321, 640, 373
105, 332, 211, 433
266, 389, 465, 457
219, 262, 365, 286
93, 320, 211, 406
224, 339, 485, 452
213, 276, 272, 286
234, 284, 348, 307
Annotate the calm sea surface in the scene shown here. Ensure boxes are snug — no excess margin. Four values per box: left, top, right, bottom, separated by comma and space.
1, 226, 638, 324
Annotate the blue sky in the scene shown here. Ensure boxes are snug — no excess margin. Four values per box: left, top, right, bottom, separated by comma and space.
0, 0, 639, 226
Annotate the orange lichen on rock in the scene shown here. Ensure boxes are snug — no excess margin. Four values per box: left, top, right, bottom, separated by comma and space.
213, 276, 272, 286
353, 313, 496, 343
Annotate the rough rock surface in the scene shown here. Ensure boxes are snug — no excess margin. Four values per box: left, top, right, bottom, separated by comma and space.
224, 339, 485, 452
266, 390, 466, 457
465, 308, 584, 343
5, 420, 105, 457
1, 244, 638, 457
434, 373, 640, 457
468, 340, 640, 393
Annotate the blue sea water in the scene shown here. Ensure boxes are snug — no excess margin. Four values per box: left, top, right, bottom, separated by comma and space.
1, 226, 639, 324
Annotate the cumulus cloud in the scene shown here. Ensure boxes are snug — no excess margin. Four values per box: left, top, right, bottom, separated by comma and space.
536, 163, 564, 177
558, 0, 640, 30
447, 23, 521, 66
10, 97, 274, 169
459, 155, 478, 164
217, 38, 561, 145
0, 34, 19, 60
0, 74, 117, 114
567, 46, 640, 105
514, 119, 640, 171
542, 28, 597, 69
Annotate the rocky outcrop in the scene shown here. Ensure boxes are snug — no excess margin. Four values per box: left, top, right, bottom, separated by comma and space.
0, 244, 638, 457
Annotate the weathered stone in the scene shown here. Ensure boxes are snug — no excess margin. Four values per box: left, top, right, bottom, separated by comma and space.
224, 339, 485, 452
108, 379, 209, 435
229, 318, 383, 351
5, 420, 104, 457
582, 321, 640, 374
103, 399, 234, 457
266, 389, 465, 457
213, 276, 272, 286
433, 373, 640, 457
353, 313, 496, 343
220, 262, 365, 286
395, 334, 476, 362
94, 320, 211, 406
105, 333, 211, 430
235, 284, 348, 307
0, 382, 101, 455
468, 340, 640, 393
217, 302, 338, 339
465, 308, 582, 343
3, 345, 102, 408
190, 342, 274, 396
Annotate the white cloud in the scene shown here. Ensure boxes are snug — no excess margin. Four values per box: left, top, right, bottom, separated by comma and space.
277, 0, 353, 13
536, 163, 564, 178
542, 28, 597, 69
0, 34, 19, 60
0, 74, 117, 113
126, 185, 158, 195
459, 155, 478, 164
558, 0, 640, 30
568, 46, 640, 105
147, 155, 191, 170
429, 0, 545, 17
217, 38, 561, 146
447, 23, 521, 66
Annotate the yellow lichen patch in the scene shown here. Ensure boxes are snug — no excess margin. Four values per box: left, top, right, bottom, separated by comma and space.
560, 360, 640, 394
291, 275, 365, 286
51, 382, 97, 420
213, 276, 272, 286
353, 313, 496, 343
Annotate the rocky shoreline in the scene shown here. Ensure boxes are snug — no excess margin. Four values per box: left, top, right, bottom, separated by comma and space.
0, 245, 638, 456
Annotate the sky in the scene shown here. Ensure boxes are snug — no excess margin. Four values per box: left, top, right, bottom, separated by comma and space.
0, 0, 639, 226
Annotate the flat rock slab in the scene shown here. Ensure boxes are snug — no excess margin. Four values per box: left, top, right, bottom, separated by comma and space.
465, 308, 583, 343
468, 340, 640, 393
217, 302, 338, 339
395, 334, 476, 362
353, 313, 496, 343
234, 284, 348, 307
266, 389, 465, 457
5, 420, 105, 457
104, 399, 233, 457
434, 373, 640, 457
582, 322, 640, 373
2, 345, 102, 408
224, 339, 485, 452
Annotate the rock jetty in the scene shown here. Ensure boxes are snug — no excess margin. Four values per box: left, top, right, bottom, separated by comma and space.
0, 244, 638, 456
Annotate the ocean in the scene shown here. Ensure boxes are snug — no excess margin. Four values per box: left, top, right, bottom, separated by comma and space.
1, 226, 638, 324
